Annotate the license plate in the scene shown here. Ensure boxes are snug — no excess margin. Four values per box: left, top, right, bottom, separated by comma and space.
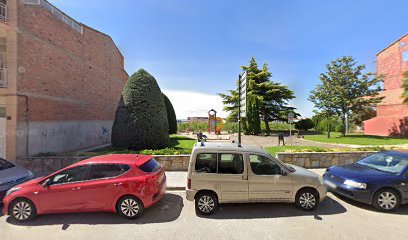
324, 180, 337, 189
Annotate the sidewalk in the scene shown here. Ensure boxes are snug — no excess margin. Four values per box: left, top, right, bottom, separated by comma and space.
166, 169, 326, 191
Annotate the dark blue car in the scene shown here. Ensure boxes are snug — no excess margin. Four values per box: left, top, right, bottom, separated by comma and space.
323, 151, 408, 212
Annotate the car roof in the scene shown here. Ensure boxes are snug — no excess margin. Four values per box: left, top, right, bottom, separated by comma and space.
72, 154, 153, 167
382, 150, 408, 158
193, 142, 266, 153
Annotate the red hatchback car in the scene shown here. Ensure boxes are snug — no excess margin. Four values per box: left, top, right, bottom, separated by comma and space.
2, 154, 166, 222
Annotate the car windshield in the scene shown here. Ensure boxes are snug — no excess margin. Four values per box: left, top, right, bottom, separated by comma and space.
0, 158, 15, 171
357, 152, 408, 175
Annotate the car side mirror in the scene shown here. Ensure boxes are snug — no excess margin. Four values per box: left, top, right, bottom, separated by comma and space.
43, 178, 52, 188
281, 169, 287, 176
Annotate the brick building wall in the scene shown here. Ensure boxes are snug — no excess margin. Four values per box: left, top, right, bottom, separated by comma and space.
0, 0, 128, 158
364, 34, 408, 136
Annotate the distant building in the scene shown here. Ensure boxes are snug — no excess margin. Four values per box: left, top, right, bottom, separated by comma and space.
187, 117, 208, 123
0, 0, 128, 160
364, 34, 408, 136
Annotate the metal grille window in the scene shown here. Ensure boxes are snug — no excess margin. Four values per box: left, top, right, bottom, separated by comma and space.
0, 0, 6, 23
0, 37, 6, 87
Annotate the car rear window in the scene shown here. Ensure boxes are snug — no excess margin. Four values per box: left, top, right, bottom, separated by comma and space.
86, 164, 130, 180
139, 158, 161, 173
0, 158, 15, 171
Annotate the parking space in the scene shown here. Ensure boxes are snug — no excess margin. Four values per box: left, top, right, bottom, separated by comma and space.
1, 191, 407, 240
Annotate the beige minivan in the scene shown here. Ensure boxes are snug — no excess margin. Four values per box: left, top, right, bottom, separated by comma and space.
186, 142, 327, 215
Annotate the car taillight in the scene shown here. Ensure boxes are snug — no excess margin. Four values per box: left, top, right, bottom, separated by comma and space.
187, 178, 191, 189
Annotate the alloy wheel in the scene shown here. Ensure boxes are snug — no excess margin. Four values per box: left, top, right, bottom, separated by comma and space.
198, 195, 215, 213
12, 201, 32, 221
299, 192, 317, 209
120, 198, 140, 217
378, 192, 397, 210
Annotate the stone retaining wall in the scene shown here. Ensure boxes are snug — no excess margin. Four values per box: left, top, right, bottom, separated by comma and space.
16, 152, 376, 176
276, 151, 376, 168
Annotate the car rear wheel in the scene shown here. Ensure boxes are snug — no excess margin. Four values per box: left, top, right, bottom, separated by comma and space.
296, 188, 319, 211
117, 196, 144, 219
373, 189, 400, 212
10, 198, 37, 222
195, 192, 218, 215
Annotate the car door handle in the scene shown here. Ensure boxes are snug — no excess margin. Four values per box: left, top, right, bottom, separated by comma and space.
114, 183, 123, 186
72, 187, 81, 191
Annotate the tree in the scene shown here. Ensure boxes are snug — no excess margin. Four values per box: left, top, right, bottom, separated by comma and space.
309, 56, 383, 137
111, 69, 169, 149
402, 72, 408, 103
219, 57, 297, 134
163, 93, 177, 134
295, 119, 315, 131
244, 94, 261, 135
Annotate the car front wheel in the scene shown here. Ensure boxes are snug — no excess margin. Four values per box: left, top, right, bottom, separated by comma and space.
373, 189, 400, 212
10, 198, 37, 222
117, 196, 144, 219
296, 189, 319, 211
195, 192, 218, 215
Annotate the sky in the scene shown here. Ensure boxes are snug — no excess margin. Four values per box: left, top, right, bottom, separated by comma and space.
49, 0, 408, 119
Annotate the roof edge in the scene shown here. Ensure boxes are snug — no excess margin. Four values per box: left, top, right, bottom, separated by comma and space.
377, 33, 408, 56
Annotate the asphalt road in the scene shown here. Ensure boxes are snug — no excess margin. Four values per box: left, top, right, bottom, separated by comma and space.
1, 191, 407, 240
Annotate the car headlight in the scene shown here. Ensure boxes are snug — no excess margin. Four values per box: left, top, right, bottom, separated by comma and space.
343, 180, 367, 189
6, 187, 21, 196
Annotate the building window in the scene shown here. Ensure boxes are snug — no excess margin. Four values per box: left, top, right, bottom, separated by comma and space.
0, 0, 6, 23
403, 50, 408, 62
0, 38, 6, 87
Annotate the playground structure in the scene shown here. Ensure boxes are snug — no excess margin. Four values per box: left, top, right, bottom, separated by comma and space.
208, 109, 225, 135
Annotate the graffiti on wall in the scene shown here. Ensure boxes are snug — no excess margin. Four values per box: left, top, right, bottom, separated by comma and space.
100, 126, 110, 144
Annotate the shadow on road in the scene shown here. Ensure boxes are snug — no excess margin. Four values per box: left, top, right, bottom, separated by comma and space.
332, 193, 408, 215
5, 193, 183, 228
197, 196, 346, 220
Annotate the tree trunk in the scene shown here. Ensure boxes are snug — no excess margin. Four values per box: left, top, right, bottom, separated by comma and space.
341, 116, 346, 137
327, 115, 331, 139
263, 111, 270, 135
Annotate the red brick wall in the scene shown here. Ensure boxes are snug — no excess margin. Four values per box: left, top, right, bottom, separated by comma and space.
364, 34, 408, 136
377, 35, 408, 91
16, 3, 128, 122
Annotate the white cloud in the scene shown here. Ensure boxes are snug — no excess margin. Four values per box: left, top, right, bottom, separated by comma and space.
162, 90, 228, 120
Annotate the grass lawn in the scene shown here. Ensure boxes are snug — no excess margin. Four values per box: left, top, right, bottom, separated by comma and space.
264, 146, 329, 155
304, 132, 408, 146
264, 145, 406, 155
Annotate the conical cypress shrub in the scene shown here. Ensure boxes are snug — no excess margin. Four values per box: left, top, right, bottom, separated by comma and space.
163, 93, 178, 134
111, 69, 169, 149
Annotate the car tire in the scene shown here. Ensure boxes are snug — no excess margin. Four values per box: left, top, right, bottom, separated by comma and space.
9, 198, 37, 222
195, 192, 218, 215
295, 188, 319, 211
372, 189, 400, 212
117, 196, 145, 219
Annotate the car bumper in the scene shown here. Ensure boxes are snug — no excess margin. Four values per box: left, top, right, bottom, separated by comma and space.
143, 179, 167, 209
2, 194, 12, 216
186, 189, 197, 201
323, 175, 372, 204
317, 185, 327, 202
